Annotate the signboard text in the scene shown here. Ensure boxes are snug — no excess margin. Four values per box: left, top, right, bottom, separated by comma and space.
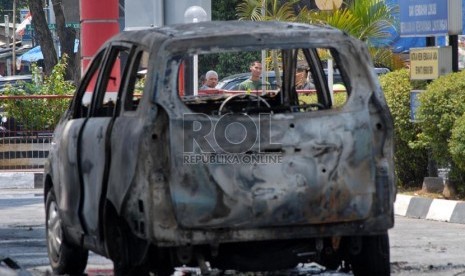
400, 0, 448, 37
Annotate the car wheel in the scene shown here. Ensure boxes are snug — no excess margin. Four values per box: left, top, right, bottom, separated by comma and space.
104, 203, 150, 276
45, 189, 89, 275
348, 233, 390, 276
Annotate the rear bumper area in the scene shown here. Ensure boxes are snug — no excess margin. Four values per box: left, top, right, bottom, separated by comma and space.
148, 212, 394, 247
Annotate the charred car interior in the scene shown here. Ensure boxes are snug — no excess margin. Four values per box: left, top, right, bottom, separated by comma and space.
43, 21, 395, 276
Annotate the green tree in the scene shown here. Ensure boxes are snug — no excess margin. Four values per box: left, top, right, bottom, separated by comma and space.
25, 0, 77, 79
236, 0, 397, 44
414, 71, 465, 164
28, 0, 58, 75
379, 69, 428, 187
236, 0, 299, 21
0, 0, 28, 20
2, 55, 74, 132
414, 71, 465, 189
198, 52, 260, 80
235, 0, 301, 83
235, 0, 399, 68
199, 0, 255, 78
212, 0, 241, 20
51, 0, 78, 83
301, 0, 399, 68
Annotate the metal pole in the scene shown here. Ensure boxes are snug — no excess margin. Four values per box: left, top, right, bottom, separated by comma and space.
4, 15, 9, 46
12, 0, 16, 75
328, 59, 334, 103
4, 15, 10, 76
193, 17, 199, 96
80, 0, 119, 75
450, 35, 459, 72
261, 0, 266, 94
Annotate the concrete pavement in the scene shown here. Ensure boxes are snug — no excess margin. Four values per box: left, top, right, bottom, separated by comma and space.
1, 171, 464, 224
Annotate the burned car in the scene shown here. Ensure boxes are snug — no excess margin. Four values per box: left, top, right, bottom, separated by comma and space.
44, 21, 395, 276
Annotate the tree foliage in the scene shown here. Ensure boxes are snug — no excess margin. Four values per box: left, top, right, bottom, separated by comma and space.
236, 0, 299, 21
51, 0, 78, 83
414, 71, 465, 163
10, 0, 77, 80
413, 70, 465, 188
2, 55, 74, 132
0, 0, 28, 19
198, 52, 260, 80
236, 0, 399, 69
212, 0, 241, 20
450, 114, 465, 171
379, 69, 428, 187
27, 0, 57, 75
198, 0, 256, 78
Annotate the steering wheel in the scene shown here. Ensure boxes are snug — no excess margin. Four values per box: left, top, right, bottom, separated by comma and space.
218, 93, 271, 115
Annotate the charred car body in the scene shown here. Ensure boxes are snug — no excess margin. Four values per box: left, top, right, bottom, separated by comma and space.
44, 21, 395, 275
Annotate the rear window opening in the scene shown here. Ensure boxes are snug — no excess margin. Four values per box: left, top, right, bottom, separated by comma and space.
177, 47, 350, 116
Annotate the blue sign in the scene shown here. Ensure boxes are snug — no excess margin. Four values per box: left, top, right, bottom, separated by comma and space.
400, 0, 448, 37
19, 9, 32, 42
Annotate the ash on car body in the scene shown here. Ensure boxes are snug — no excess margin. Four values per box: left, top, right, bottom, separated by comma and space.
43, 21, 395, 276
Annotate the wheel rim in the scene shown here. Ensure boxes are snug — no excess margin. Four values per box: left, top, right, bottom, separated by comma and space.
47, 200, 62, 262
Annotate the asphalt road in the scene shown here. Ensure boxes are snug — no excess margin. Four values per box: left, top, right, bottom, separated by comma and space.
390, 216, 465, 275
2, 189, 465, 275
0, 189, 113, 276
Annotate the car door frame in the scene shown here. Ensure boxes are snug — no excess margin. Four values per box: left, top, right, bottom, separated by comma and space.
105, 45, 152, 214
52, 48, 110, 245
77, 42, 137, 251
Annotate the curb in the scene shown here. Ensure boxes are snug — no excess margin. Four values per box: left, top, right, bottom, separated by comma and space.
395, 194, 465, 224
0, 172, 43, 189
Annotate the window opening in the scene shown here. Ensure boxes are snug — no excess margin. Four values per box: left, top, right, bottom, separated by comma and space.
177, 46, 350, 116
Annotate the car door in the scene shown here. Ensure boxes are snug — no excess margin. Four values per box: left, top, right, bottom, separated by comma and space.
55, 50, 106, 231
78, 44, 134, 241
106, 48, 150, 213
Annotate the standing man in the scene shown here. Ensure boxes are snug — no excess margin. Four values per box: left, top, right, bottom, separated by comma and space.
295, 63, 315, 90
200, 70, 219, 89
238, 61, 269, 91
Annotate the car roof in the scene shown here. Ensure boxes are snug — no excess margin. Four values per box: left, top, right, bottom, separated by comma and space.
219, 67, 387, 82
374, 67, 390, 74
219, 71, 276, 82
218, 72, 252, 83
107, 21, 352, 54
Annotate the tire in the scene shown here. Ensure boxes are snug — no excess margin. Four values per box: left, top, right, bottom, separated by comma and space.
348, 233, 390, 276
45, 189, 89, 275
104, 204, 151, 276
